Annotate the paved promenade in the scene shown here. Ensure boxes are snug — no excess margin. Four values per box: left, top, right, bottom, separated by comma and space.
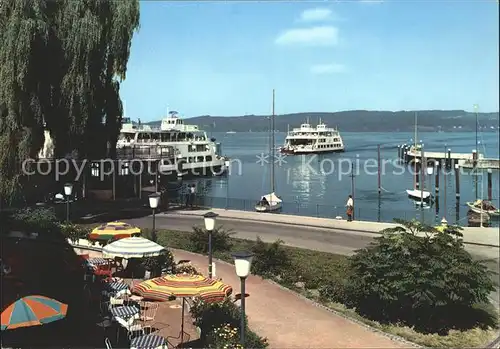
171, 249, 413, 348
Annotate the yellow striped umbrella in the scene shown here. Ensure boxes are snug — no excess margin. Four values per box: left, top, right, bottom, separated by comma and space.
88, 221, 141, 241
133, 274, 232, 344
132, 274, 232, 302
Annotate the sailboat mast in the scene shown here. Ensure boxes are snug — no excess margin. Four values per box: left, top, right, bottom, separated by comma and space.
271, 89, 275, 193
414, 112, 418, 189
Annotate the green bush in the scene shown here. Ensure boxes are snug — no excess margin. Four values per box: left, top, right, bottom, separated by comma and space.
175, 264, 201, 275
141, 250, 175, 276
189, 226, 234, 254
345, 219, 497, 334
11, 207, 60, 234
206, 324, 244, 349
190, 297, 268, 348
318, 278, 349, 304
60, 223, 90, 243
250, 237, 291, 279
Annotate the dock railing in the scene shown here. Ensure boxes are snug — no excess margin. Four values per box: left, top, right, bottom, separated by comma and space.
167, 195, 496, 227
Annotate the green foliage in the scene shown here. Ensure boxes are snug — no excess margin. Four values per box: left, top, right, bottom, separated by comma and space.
0, 0, 140, 199
10, 207, 60, 235
189, 226, 234, 254
206, 324, 244, 349
141, 251, 175, 276
60, 223, 91, 244
175, 264, 201, 275
190, 297, 268, 348
345, 219, 497, 334
250, 237, 291, 279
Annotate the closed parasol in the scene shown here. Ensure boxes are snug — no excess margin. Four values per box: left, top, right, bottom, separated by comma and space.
88, 222, 141, 241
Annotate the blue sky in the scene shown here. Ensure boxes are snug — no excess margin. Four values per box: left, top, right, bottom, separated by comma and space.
120, 1, 499, 120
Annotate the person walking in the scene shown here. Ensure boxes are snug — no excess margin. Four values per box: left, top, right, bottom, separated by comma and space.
346, 195, 354, 221
189, 184, 196, 208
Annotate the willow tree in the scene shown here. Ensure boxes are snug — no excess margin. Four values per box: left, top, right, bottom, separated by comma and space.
0, 0, 140, 199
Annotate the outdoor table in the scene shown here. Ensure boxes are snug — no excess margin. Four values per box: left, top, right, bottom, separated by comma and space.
88, 258, 109, 266
105, 281, 130, 297
130, 334, 167, 349
110, 305, 139, 320
129, 295, 144, 302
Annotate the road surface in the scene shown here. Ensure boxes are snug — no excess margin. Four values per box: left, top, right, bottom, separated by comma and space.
126, 213, 376, 255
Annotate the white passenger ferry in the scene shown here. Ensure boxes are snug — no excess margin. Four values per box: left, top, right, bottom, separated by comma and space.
117, 111, 229, 177
280, 120, 345, 154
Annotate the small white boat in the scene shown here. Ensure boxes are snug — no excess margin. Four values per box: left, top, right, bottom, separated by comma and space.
406, 189, 432, 201
466, 200, 500, 217
255, 192, 282, 212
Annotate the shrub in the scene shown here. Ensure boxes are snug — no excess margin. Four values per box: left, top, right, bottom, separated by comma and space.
345, 219, 497, 334
189, 226, 234, 254
60, 223, 90, 244
11, 207, 60, 234
190, 297, 268, 348
250, 237, 291, 279
318, 278, 349, 304
206, 324, 243, 349
175, 264, 201, 275
141, 250, 176, 276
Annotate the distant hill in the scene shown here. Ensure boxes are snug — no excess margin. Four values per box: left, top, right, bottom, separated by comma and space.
143, 110, 499, 132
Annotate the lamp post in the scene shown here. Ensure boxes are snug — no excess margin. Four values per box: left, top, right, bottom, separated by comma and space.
64, 183, 73, 223
232, 251, 254, 346
204, 211, 218, 279
426, 165, 433, 194
149, 192, 160, 242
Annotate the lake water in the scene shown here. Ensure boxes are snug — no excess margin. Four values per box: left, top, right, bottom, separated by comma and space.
185, 131, 500, 226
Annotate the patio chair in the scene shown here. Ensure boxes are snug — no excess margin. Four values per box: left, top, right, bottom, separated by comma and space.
139, 302, 162, 325
115, 315, 146, 343
100, 296, 124, 313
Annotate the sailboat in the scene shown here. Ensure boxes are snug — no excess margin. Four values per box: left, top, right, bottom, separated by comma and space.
406, 112, 432, 202
255, 89, 282, 212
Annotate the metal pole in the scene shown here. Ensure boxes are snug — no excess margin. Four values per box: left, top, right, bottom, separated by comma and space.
208, 230, 213, 278
420, 145, 425, 207
377, 144, 381, 194
480, 174, 484, 228
351, 163, 355, 220
152, 209, 156, 242
271, 89, 275, 194
474, 104, 479, 199
240, 277, 246, 346
66, 197, 70, 223
443, 145, 447, 220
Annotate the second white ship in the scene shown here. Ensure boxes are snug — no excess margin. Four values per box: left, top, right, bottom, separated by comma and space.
279, 120, 345, 155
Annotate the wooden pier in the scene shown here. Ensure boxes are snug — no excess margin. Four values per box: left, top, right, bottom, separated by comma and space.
397, 144, 499, 170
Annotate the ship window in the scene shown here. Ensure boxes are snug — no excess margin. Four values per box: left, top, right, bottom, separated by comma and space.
161, 133, 171, 142
151, 133, 160, 141
206, 155, 212, 161
188, 157, 194, 163
197, 156, 204, 162
91, 162, 100, 177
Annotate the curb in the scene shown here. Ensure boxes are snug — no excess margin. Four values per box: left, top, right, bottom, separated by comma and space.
168, 248, 423, 348
166, 211, 500, 249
